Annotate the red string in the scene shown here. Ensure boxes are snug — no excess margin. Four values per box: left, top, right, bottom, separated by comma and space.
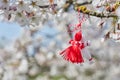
60, 12, 86, 64
67, 11, 86, 33
60, 11, 94, 64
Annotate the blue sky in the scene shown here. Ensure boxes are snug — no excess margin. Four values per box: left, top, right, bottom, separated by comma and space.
0, 22, 22, 40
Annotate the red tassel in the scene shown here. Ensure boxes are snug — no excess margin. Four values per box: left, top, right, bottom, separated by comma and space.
60, 31, 85, 64
60, 44, 84, 63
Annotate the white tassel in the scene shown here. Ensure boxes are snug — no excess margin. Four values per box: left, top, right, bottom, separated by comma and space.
81, 35, 94, 64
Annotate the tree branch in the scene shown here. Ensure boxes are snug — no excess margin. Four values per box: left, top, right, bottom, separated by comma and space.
39, 4, 57, 8
74, 6, 117, 18
62, 0, 117, 18
76, 0, 92, 6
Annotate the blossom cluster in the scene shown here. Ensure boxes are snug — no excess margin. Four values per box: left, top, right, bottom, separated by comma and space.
0, 0, 60, 27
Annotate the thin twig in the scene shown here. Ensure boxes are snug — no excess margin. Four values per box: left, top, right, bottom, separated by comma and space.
39, 4, 57, 8
75, 0, 92, 6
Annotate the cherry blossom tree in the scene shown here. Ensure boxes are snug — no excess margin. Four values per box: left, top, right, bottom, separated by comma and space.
1, 0, 120, 40
1, 0, 120, 80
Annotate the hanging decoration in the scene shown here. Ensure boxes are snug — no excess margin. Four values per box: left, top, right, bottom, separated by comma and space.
60, 11, 93, 64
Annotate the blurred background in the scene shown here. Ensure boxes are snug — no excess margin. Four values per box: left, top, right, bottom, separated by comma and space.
0, 17, 120, 80
0, 0, 120, 80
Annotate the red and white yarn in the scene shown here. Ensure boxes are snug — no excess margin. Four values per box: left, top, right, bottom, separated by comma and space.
60, 12, 93, 64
